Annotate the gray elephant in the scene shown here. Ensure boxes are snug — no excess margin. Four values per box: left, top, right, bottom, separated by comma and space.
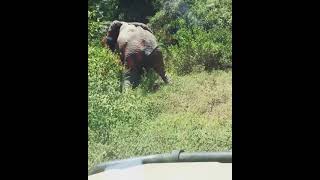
101, 20, 169, 90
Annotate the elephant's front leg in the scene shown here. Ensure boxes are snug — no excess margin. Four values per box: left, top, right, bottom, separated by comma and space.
121, 56, 143, 91
123, 68, 142, 89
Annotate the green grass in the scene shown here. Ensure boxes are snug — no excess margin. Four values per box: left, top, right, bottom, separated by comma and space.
88, 70, 232, 170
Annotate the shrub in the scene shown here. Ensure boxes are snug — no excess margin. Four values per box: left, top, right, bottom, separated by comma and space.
88, 45, 161, 167
150, 0, 232, 75
167, 26, 231, 75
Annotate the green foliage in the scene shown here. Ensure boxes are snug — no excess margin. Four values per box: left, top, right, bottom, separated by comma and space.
88, 45, 162, 168
191, 0, 232, 30
89, 0, 159, 23
150, 0, 232, 74
118, 0, 159, 23
88, 45, 157, 142
168, 26, 231, 75
88, 59, 232, 169
88, 0, 120, 21
139, 70, 160, 93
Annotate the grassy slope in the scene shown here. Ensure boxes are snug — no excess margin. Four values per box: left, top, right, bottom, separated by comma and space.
88, 70, 232, 170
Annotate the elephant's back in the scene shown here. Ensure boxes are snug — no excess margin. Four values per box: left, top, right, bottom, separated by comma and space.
118, 25, 158, 58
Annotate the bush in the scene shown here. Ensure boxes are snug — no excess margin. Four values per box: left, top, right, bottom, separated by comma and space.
88, 10, 110, 45
150, 0, 232, 75
167, 26, 231, 75
88, 45, 161, 168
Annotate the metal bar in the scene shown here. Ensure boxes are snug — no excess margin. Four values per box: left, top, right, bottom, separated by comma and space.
88, 150, 232, 175
179, 152, 232, 163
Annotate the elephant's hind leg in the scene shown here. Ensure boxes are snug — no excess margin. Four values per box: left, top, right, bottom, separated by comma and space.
150, 50, 169, 84
154, 63, 169, 84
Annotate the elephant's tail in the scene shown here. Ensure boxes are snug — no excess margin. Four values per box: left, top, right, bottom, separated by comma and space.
156, 43, 169, 53
155, 43, 171, 61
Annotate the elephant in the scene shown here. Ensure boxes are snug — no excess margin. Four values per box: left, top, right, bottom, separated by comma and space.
101, 20, 169, 90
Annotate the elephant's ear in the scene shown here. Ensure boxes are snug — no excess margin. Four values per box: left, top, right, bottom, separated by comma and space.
107, 20, 123, 34
105, 20, 123, 51
128, 22, 153, 34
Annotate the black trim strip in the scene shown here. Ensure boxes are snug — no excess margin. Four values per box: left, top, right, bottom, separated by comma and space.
89, 150, 232, 175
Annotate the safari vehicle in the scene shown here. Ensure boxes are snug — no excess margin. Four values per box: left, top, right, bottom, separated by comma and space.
88, 150, 232, 180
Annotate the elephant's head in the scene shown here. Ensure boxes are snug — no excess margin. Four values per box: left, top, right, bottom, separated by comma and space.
102, 20, 123, 52
102, 20, 154, 52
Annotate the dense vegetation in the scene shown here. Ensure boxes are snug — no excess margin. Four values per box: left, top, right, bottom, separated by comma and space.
88, 0, 232, 170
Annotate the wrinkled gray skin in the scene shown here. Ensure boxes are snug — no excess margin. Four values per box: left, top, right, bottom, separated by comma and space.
101, 20, 169, 91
